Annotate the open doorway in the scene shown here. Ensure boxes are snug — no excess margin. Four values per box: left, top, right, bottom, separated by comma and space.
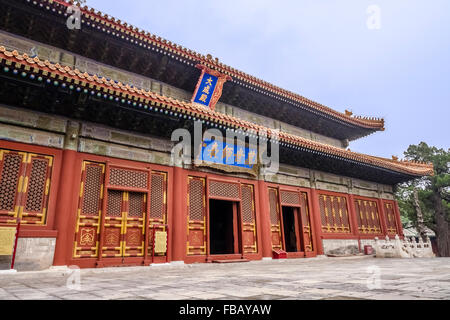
209, 199, 240, 255
282, 206, 300, 252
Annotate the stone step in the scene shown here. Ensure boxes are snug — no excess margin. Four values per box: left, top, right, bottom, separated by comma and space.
212, 259, 250, 264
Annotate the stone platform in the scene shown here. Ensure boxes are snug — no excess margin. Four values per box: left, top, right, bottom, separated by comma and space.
0, 256, 448, 300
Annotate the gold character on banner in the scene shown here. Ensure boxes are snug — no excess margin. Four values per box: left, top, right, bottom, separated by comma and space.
202, 85, 211, 95
236, 148, 245, 163
223, 145, 234, 159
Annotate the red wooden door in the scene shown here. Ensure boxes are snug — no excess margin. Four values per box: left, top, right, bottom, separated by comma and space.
299, 193, 315, 256
240, 184, 258, 254
101, 190, 146, 258
101, 190, 125, 258
123, 192, 146, 257
268, 188, 283, 250
187, 177, 207, 256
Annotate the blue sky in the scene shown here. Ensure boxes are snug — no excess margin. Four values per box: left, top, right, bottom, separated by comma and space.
87, 0, 449, 158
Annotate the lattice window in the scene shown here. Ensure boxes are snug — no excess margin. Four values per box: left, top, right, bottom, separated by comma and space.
0, 150, 53, 225
355, 199, 382, 234
187, 177, 206, 255
107, 190, 123, 217
281, 191, 300, 206
73, 161, 105, 259
300, 192, 314, 252
318, 194, 351, 233
150, 172, 166, 220
81, 164, 104, 216
128, 192, 145, 217
209, 180, 240, 199
241, 185, 255, 223
0, 152, 24, 213
24, 158, 49, 213
189, 178, 205, 221
268, 188, 280, 225
109, 167, 148, 189
318, 195, 328, 228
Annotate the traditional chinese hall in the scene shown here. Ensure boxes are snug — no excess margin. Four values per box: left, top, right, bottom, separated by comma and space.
0, 0, 433, 270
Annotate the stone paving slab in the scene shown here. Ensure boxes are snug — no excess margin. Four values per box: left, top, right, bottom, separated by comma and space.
0, 256, 449, 300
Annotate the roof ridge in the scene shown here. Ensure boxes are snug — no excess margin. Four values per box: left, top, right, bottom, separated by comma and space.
0, 46, 433, 177
45, 0, 385, 130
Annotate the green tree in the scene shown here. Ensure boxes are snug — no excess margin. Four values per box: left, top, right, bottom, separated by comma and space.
396, 142, 450, 257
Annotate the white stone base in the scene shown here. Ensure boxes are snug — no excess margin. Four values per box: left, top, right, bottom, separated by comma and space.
150, 263, 172, 267
48, 266, 71, 272
0, 269, 17, 275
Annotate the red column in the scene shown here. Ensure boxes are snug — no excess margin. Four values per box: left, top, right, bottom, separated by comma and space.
171, 166, 186, 262
347, 194, 360, 237
52, 150, 77, 266
310, 189, 324, 255
257, 180, 272, 258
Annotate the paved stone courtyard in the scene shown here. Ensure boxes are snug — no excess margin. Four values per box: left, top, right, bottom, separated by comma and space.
0, 256, 449, 300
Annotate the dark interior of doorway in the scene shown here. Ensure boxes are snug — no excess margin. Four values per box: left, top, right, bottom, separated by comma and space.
282, 206, 299, 252
209, 199, 235, 255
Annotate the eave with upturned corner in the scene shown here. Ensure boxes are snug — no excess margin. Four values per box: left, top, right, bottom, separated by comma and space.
0, 47, 434, 185
0, 0, 385, 142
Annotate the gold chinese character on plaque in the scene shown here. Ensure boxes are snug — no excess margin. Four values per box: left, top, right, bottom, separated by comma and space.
0, 227, 16, 256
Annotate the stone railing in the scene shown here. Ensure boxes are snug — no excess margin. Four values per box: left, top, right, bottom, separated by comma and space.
373, 235, 435, 258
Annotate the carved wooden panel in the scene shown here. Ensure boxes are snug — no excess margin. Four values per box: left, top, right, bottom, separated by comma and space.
0, 150, 53, 226
384, 201, 399, 235
187, 177, 206, 255
318, 194, 351, 234
299, 193, 314, 252
268, 188, 282, 250
241, 184, 257, 254
209, 180, 240, 200
73, 161, 105, 258
354, 199, 382, 234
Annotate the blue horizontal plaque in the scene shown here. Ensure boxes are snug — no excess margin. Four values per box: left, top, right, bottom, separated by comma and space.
200, 140, 257, 169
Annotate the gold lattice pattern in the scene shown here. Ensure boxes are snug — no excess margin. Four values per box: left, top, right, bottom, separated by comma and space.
109, 168, 148, 189
318, 194, 351, 233
128, 192, 144, 217
384, 202, 398, 234
268, 188, 280, 225
0, 153, 22, 211
281, 191, 300, 205
150, 173, 165, 219
189, 178, 204, 221
81, 164, 103, 216
107, 190, 122, 217
355, 199, 382, 234
241, 185, 255, 223
209, 181, 240, 199
24, 158, 48, 212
